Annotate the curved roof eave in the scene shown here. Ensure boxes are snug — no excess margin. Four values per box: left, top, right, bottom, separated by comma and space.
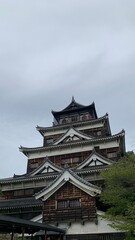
51, 99, 97, 118
0, 214, 65, 234
19, 129, 125, 155
36, 113, 109, 133
52, 97, 88, 114
0, 172, 59, 184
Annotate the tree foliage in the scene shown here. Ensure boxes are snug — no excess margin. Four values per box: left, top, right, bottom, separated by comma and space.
100, 152, 135, 239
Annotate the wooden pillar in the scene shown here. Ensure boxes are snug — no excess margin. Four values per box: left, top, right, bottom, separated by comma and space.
59, 233, 62, 240
44, 230, 47, 240
21, 227, 25, 240
11, 231, 14, 240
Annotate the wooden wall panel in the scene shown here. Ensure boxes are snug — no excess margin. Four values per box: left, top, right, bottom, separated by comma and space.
43, 182, 97, 223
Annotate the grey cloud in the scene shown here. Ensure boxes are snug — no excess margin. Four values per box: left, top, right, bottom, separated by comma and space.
0, 0, 135, 177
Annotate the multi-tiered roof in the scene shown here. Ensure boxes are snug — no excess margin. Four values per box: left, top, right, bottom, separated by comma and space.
0, 98, 125, 238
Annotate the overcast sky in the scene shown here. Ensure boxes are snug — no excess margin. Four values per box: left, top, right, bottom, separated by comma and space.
0, 0, 135, 178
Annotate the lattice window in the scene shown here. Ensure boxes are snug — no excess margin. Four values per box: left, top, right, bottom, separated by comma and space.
69, 199, 80, 208
25, 189, 34, 195
61, 119, 67, 124
57, 200, 68, 209
14, 190, 24, 196
46, 138, 53, 144
30, 163, 39, 168
57, 199, 80, 209
71, 115, 78, 122
107, 152, 117, 158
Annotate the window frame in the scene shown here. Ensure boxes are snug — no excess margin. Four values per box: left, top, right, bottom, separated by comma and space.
57, 199, 81, 209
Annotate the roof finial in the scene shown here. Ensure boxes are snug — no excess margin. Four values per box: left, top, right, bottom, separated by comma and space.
72, 96, 75, 102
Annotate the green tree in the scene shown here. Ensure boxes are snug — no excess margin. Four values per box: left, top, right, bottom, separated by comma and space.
100, 152, 135, 239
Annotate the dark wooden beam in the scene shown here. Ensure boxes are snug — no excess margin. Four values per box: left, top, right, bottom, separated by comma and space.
11, 232, 14, 240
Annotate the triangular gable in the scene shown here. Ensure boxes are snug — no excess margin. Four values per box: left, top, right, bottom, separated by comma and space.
53, 127, 93, 145
29, 158, 62, 176
35, 169, 101, 200
76, 150, 113, 170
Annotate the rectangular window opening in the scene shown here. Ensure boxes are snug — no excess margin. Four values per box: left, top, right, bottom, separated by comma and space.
57, 199, 80, 209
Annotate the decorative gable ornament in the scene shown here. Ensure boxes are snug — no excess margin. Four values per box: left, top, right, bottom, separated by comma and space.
76, 150, 113, 170
53, 127, 93, 145
29, 158, 62, 176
